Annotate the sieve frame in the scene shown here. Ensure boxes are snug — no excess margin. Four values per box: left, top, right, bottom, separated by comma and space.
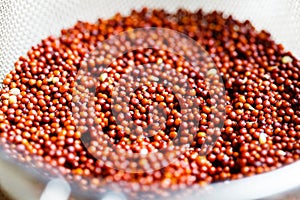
0, 0, 300, 199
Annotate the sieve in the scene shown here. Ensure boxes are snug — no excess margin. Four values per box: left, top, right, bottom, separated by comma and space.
1, 0, 300, 199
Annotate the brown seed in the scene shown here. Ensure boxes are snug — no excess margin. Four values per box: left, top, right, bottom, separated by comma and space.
202, 106, 211, 114
0, 7, 299, 197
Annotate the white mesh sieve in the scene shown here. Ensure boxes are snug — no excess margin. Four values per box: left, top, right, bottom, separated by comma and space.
0, 0, 300, 85
0, 0, 300, 199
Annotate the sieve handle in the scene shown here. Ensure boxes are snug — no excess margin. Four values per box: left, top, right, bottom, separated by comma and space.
0, 158, 70, 200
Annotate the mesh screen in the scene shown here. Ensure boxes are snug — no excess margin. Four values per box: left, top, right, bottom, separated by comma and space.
0, 0, 300, 198
0, 0, 300, 85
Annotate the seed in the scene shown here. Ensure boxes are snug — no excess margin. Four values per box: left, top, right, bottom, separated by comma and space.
267, 66, 277, 72
0, 7, 299, 197
207, 68, 217, 76
156, 95, 164, 102
9, 95, 17, 104
276, 150, 286, 156
47, 76, 53, 82
197, 132, 206, 137
9, 88, 20, 95
157, 58, 163, 65
149, 75, 159, 82
202, 106, 211, 114
282, 56, 293, 64
244, 103, 255, 111
99, 73, 108, 82
52, 77, 60, 84
259, 132, 267, 144
286, 107, 294, 116
140, 148, 148, 155
241, 77, 247, 84
196, 156, 208, 165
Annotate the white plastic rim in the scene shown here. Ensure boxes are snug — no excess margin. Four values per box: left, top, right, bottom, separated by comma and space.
185, 160, 300, 200
40, 178, 71, 200
1, 159, 300, 199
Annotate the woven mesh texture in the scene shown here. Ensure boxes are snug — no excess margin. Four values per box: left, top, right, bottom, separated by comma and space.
0, 0, 300, 84
0, 0, 300, 199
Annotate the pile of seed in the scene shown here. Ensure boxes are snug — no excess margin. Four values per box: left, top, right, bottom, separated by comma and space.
0, 8, 300, 198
